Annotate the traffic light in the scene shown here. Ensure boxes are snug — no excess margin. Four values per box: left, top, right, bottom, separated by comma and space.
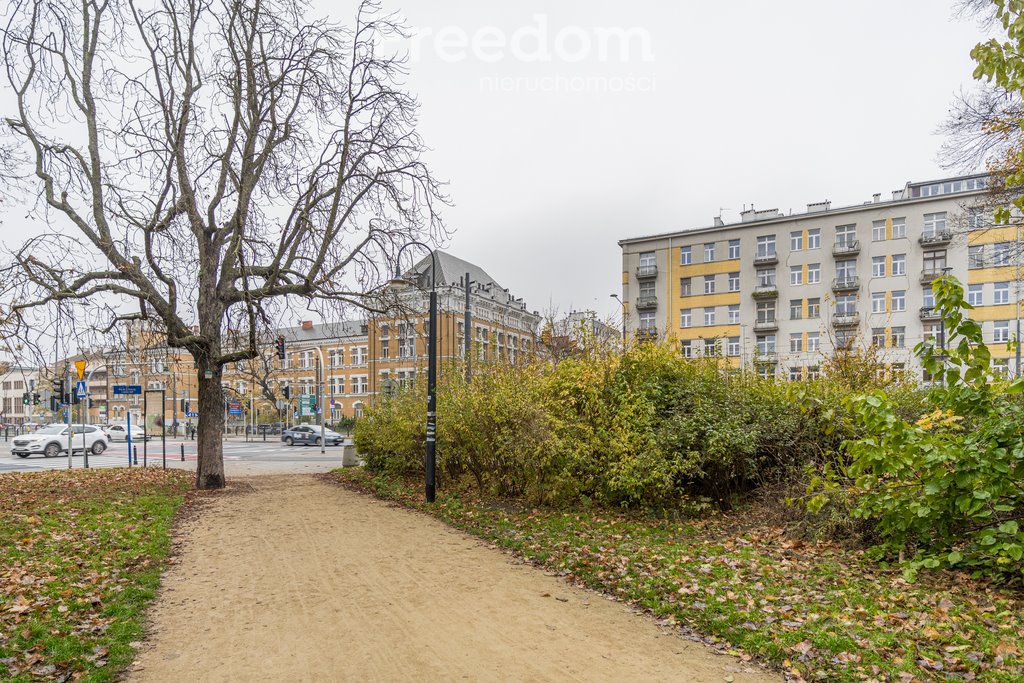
32, 393, 40, 406
180, 398, 189, 412
22, 392, 29, 406
275, 336, 286, 361
282, 385, 291, 400
55, 380, 65, 402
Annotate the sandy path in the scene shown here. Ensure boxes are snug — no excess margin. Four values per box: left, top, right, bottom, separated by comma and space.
130, 475, 778, 682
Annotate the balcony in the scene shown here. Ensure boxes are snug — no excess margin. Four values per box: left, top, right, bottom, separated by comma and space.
635, 295, 658, 310
753, 319, 779, 332
919, 268, 947, 284
753, 352, 778, 365
831, 276, 860, 292
919, 307, 942, 322
753, 251, 778, 266
752, 284, 778, 299
831, 240, 861, 257
636, 265, 658, 280
635, 327, 659, 340
832, 312, 860, 328
919, 231, 953, 247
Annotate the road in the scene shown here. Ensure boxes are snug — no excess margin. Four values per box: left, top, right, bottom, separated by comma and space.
0, 436, 349, 475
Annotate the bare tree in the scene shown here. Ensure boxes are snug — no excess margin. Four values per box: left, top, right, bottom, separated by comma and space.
0, 0, 446, 488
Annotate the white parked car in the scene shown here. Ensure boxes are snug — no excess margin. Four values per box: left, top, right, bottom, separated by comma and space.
11, 424, 109, 458
103, 424, 147, 442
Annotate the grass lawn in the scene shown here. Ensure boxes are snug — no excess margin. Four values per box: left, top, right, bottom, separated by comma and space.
0, 468, 193, 682
327, 468, 1024, 683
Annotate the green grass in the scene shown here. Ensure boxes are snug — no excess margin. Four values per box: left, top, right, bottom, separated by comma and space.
0, 468, 193, 682
327, 468, 1024, 683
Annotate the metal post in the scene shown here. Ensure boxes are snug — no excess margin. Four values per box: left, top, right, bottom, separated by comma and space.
143, 392, 148, 468
426, 288, 437, 502
464, 272, 472, 383
126, 410, 132, 466
1017, 222, 1022, 377
316, 350, 325, 455
181, 443, 185, 461
66, 363, 72, 469
161, 389, 166, 470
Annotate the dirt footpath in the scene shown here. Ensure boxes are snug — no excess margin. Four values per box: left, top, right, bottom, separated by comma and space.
131, 475, 778, 682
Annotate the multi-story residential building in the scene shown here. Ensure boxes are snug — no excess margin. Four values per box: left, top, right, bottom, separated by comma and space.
619, 173, 1016, 379
0, 365, 40, 426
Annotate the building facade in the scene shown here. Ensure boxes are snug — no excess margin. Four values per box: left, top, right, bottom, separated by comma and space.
619, 174, 1018, 379
0, 365, 40, 426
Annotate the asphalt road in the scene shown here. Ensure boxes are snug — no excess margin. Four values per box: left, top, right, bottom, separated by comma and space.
0, 436, 351, 475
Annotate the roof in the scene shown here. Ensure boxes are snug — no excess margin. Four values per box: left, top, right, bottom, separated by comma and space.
406, 250, 503, 291
276, 320, 365, 345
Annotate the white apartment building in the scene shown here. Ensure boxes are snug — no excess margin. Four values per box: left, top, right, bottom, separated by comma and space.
619, 174, 1018, 379
0, 365, 41, 425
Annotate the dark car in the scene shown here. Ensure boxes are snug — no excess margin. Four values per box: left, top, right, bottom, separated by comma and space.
281, 425, 343, 447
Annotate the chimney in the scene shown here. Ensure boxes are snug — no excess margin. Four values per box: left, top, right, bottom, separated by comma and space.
713, 216, 725, 227
872, 193, 881, 203
301, 320, 313, 331
806, 200, 831, 213
892, 189, 904, 201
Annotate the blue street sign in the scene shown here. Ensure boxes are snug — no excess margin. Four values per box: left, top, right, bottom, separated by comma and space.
113, 385, 142, 395
185, 411, 199, 418
75, 380, 87, 398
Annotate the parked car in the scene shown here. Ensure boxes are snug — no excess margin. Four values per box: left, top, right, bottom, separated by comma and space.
11, 424, 109, 458
281, 425, 343, 447
103, 423, 147, 442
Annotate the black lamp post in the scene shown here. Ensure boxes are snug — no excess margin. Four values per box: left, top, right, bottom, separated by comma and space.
392, 242, 438, 503
610, 293, 626, 342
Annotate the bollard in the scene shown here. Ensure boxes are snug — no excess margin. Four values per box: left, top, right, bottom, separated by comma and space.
133, 445, 138, 466
181, 443, 185, 461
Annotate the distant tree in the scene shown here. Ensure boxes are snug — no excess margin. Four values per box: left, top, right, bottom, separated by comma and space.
0, 0, 446, 488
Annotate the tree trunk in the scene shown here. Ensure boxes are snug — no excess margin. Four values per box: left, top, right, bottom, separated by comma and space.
196, 364, 226, 489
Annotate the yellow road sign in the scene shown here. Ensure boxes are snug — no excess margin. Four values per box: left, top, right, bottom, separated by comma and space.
74, 360, 87, 380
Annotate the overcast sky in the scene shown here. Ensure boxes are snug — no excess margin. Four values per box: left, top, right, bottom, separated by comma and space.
0, 0, 991, 330
345, 0, 989, 321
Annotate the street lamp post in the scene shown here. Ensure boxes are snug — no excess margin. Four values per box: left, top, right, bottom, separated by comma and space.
610, 293, 626, 343
392, 242, 438, 503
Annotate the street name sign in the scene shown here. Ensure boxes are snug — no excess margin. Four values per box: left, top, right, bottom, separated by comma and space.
113, 385, 142, 395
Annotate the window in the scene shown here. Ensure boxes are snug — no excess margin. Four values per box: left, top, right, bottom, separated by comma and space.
836, 259, 857, 281
968, 245, 985, 269
704, 274, 716, 294
704, 243, 716, 262
892, 254, 906, 276
728, 272, 740, 292
680, 246, 692, 265
790, 266, 803, 286
872, 292, 886, 314
704, 307, 716, 326
995, 282, 1010, 305
727, 337, 740, 357
835, 330, 855, 350
891, 327, 905, 348
872, 256, 885, 278
756, 268, 776, 288
807, 332, 820, 352
728, 304, 740, 324
807, 298, 821, 319
967, 207, 985, 230
923, 287, 935, 309
835, 224, 856, 246
993, 242, 1012, 266
836, 294, 856, 315
807, 228, 821, 250
891, 290, 906, 312
994, 320, 1010, 343
680, 340, 693, 358
328, 348, 344, 367
704, 338, 722, 357
871, 328, 886, 347
756, 335, 776, 354
756, 301, 776, 323
639, 280, 656, 299
758, 365, 775, 380
994, 359, 1010, 377
789, 366, 803, 381
680, 277, 692, 296
728, 239, 740, 259
807, 263, 821, 284
790, 231, 803, 251
923, 322, 941, 345
923, 212, 947, 237
680, 309, 692, 328
639, 311, 656, 330
968, 284, 984, 307
891, 218, 907, 239
639, 251, 656, 269
872, 220, 886, 242
790, 299, 802, 320
923, 250, 947, 272
807, 365, 821, 380
756, 235, 776, 259
790, 333, 803, 353
398, 324, 416, 359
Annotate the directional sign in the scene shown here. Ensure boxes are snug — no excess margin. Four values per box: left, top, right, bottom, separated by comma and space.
113, 385, 142, 395
185, 411, 199, 418
299, 394, 316, 417
228, 402, 242, 416
75, 380, 87, 398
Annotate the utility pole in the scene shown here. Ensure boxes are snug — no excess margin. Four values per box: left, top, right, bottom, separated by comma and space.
464, 272, 472, 383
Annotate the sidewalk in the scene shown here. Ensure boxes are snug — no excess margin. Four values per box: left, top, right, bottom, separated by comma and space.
130, 475, 777, 682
